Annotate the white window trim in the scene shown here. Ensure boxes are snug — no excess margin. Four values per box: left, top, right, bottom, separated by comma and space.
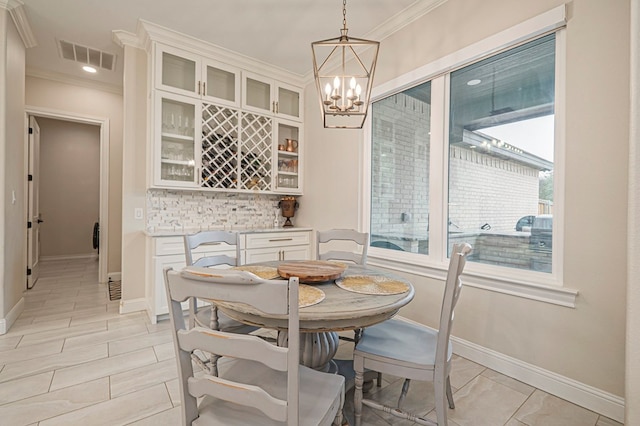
361, 4, 578, 308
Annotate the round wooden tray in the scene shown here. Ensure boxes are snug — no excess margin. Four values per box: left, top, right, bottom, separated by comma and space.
277, 260, 346, 283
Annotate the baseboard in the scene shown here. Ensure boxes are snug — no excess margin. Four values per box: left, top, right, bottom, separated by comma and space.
393, 315, 624, 423
0, 297, 25, 335
40, 254, 98, 261
118, 298, 147, 315
108, 272, 122, 281
450, 336, 625, 423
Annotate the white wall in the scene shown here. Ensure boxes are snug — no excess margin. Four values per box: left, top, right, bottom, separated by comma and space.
0, 7, 26, 332
38, 118, 100, 258
626, 0, 639, 422
301, 0, 628, 411
25, 76, 123, 277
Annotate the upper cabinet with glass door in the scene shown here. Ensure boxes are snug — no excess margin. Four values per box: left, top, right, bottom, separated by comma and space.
242, 71, 303, 122
155, 44, 241, 107
155, 92, 200, 187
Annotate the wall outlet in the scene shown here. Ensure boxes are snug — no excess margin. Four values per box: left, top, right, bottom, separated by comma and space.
134, 208, 143, 220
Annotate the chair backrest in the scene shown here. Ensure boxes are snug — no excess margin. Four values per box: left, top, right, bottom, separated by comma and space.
183, 230, 240, 268
316, 229, 369, 265
164, 267, 300, 425
435, 243, 472, 366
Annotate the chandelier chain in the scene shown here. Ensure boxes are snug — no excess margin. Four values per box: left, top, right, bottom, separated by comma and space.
342, 0, 347, 31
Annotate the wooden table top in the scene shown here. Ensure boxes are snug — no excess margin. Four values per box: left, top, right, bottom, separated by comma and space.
216, 262, 415, 332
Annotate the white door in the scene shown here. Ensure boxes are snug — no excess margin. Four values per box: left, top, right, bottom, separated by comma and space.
27, 116, 42, 289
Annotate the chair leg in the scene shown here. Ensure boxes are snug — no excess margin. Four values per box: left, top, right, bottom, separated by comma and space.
354, 359, 364, 426
398, 379, 411, 409
434, 376, 448, 426
377, 371, 383, 387
446, 375, 455, 409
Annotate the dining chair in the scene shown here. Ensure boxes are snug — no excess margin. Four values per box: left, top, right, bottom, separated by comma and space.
164, 267, 346, 426
316, 229, 369, 265
183, 230, 257, 375
353, 242, 473, 426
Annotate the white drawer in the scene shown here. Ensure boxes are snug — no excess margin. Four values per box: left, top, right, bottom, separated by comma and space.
244, 231, 310, 249
154, 236, 236, 256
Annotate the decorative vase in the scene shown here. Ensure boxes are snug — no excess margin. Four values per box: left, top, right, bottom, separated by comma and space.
278, 197, 298, 227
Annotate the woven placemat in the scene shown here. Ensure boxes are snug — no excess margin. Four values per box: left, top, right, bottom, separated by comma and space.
231, 265, 280, 279
335, 275, 410, 295
299, 284, 325, 308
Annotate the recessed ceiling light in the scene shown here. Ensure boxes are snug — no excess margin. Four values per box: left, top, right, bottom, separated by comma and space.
82, 65, 97, 73
467, 79, 481, 86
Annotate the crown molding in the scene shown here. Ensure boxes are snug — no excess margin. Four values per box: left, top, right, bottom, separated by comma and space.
112, 30, 145, 50
1, 0, 37, 48
27, 66, 123, 95
137, 19, 306, 86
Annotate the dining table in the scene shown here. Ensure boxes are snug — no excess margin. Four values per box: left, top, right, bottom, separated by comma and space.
210, 260, 416, 374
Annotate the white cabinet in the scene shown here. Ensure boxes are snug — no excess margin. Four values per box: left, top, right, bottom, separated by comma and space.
154, 92, 200, 187
147, 235, 237, 323
243, 230, 311, 263
147, 229, 312, 323
151, 44, 303, 193
242, 71, 303, 122
155, 44, 240, 107
274, 120, 302, 194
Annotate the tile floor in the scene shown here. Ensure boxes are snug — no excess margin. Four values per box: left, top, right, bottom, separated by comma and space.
0, 258, 623, 425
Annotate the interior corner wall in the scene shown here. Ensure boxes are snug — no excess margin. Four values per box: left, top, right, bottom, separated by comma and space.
626, 0, 639, 422
25, 76, 123, 277
0, 8, 26, 327
303, 0, 628, 404
120, 44, 148, 303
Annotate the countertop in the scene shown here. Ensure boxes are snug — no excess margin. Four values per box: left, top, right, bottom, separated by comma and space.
145, 226, 313, 238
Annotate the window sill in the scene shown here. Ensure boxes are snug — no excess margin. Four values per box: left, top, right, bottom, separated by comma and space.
368, 253, 578, 308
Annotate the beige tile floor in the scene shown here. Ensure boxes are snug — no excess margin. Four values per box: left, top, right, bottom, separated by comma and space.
0, 258, 623, 425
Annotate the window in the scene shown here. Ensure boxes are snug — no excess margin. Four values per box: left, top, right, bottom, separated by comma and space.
448, 34, 556, 273
365, 6, 575, 304
370, 81, 431, 254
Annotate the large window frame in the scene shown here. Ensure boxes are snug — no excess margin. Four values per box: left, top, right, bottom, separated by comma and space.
361, 5, 577, 307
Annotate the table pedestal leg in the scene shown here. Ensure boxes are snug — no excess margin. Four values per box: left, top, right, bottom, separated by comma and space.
277, 331, 340, 373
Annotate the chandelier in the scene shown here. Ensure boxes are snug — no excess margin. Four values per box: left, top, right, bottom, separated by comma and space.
311, 0, 379, 129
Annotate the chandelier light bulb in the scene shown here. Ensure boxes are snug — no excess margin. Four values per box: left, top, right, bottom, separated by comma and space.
350, 77, 356, 89
333, 76, 341, 89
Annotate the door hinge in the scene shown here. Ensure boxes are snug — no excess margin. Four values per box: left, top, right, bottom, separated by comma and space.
27, 268, 32, 276
28, 127, 33, 134
27, 221, 32, 229
28, 174, 33, 181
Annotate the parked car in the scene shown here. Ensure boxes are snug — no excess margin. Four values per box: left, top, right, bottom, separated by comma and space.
530, 214, 552, 248
515, 215, 535, 232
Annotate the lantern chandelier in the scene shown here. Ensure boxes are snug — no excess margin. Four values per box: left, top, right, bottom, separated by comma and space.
311, 0, 380, 129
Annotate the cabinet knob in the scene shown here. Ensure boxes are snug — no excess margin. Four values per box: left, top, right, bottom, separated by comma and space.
198, 81, 201, 95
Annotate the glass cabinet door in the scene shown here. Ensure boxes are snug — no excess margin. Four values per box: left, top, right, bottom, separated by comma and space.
156, 45, 200, 96
158, 94, 198, 186
203, 60, 240, 107
243, 72, 273, 115
276, 83, 303, 121
274, 120, 302, 193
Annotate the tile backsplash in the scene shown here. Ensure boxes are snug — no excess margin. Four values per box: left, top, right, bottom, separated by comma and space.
146, 189, 285, 232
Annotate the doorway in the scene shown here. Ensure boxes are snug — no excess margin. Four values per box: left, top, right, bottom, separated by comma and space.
25, 108, 110, 286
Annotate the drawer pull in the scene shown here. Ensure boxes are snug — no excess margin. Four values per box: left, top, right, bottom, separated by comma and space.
200, 242, 222, 246
269, 238, 293, 242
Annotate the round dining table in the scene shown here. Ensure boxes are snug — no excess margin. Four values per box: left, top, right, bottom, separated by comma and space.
215, 261, 415, 373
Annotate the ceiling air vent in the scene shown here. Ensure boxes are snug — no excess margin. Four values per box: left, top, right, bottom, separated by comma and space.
58, 40, 116, 71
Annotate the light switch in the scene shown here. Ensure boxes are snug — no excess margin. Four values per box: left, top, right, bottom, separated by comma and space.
134, 208, 143, 220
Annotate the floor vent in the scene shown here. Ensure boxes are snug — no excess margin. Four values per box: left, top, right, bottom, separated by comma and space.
108, 280, 121, 301
58, 39, 116, 71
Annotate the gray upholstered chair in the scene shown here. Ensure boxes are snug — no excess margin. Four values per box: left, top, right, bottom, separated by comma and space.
353, 243, 472, 426
164, 267, 345, 426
